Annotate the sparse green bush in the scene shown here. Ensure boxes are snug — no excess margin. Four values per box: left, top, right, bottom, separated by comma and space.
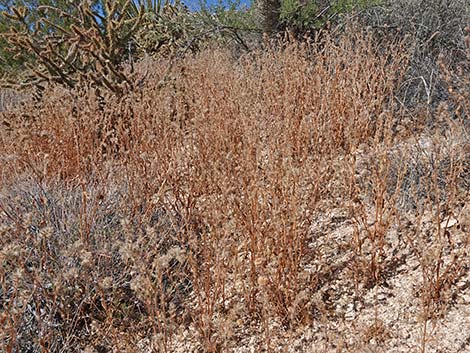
279, 0, 320, 33
277, 0, 381, 36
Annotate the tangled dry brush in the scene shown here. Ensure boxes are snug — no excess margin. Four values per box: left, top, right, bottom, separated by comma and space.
0, 26, 469, 352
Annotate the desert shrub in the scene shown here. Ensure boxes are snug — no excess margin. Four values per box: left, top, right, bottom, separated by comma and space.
277, 0, 381, 36
358, 0, 470, 110
0, 0, 261, 100
0, 88, 25, 112
0, 176, 191, 352
279, 0, 320, 33
198, 0, 259, 51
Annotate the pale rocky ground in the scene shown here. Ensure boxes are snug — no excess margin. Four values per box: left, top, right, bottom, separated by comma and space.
136, 131, 470, 353
137, 200, 469, 353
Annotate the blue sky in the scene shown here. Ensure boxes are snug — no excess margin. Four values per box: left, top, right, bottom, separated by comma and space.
182, 0, 252, 11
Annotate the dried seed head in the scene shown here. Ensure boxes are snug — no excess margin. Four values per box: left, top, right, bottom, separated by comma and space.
100, 276, 113, 289
80, 250, 93, 267
39, 226, 53, 240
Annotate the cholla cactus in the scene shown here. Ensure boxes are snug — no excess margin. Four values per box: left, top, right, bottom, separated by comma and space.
134, 2, 198, 58
1, 1, 144, 95
134, 0, 255, 59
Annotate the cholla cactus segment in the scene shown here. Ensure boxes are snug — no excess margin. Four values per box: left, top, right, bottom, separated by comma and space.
134, 3, 198, 58
0, 1, 144, 95
133, 1, 256, 60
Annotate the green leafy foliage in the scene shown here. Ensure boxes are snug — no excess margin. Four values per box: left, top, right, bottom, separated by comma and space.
201, 0, 256, 34
133, 2, 199, 58
196, 0, 257, 49
278, 0, 381, 35
280, 0, 319, 32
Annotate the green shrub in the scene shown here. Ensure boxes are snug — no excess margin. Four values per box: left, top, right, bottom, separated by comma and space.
277, 0, 381, 35
279, 0, 319, 33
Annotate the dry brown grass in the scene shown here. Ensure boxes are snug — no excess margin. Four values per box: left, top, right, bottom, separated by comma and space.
0, 27, 469, 353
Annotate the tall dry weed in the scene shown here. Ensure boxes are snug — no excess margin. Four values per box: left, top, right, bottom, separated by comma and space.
1, 26, 468, 352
